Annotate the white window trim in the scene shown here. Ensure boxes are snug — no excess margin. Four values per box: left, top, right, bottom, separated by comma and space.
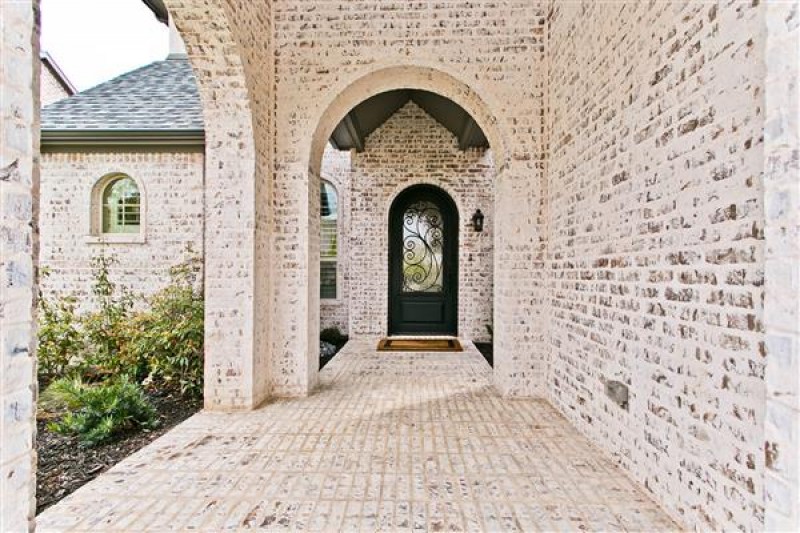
88, 172, 147, 244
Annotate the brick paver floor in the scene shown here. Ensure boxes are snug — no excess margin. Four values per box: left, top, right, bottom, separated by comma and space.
38, 338, 678, 532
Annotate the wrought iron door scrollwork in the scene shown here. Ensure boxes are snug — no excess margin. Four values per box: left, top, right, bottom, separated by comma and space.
402, 200, 444, 292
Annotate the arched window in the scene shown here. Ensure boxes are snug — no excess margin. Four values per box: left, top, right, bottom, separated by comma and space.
320, 180, 338, 299
101, 175, 141, 234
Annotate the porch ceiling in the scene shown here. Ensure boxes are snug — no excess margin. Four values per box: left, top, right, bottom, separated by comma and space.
329, 89, 490, 152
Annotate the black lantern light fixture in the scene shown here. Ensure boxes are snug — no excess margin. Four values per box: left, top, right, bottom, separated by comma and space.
471, 209, 484, 232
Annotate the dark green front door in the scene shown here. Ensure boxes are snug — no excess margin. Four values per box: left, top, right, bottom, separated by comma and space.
388, 185, 458, 335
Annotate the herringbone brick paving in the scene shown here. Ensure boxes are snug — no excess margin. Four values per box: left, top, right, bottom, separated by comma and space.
38, 339, 677, 531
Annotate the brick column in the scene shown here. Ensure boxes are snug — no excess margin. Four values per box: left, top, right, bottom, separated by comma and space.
165, 0, 274, 409
764, 1, 800, 529
0, 0, 39, 530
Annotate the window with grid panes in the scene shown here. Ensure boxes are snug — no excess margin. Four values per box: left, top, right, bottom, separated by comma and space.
102, 176, 141, 234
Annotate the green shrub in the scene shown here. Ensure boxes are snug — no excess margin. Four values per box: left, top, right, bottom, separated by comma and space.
321, 327, 348, 347
37, 287, 83, 385
36, 254, 204, 399
80, 255, 143, 381
130, 259, 204, 398
42, 377, 158, 447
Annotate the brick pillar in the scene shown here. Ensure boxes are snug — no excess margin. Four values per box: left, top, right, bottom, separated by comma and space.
165, 0, 273, 410
0, 0, 39, 530
763, 1, 800, 529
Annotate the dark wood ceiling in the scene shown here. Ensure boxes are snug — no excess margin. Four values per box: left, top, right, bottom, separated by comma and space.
329, 90, 489, 152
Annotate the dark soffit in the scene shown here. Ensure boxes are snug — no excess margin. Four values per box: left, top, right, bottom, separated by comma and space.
330, 89, 489, 152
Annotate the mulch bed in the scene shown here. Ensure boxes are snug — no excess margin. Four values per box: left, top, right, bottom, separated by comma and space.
474, 341, 493, 367
36, 390, 201, 514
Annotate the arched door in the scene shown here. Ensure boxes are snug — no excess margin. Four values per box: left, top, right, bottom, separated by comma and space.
388, 185, 458, 335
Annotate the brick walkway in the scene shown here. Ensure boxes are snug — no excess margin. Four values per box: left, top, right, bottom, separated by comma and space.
38, 339, 677, 532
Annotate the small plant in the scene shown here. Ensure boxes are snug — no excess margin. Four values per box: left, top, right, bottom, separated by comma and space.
42, 377, 158, 447
80, 255, 142, 380
36, 254, 204, 398
485, 323, 493, 341
37, 285, 84, 385
321, 327, 348, 347
130, 258, 204, 398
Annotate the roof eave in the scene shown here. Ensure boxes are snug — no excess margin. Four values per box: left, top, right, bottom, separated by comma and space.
41, 129, 205, 151
40, 52, 77, 95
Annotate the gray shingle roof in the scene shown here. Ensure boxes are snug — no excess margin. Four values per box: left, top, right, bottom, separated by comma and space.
41, 58, 203, 132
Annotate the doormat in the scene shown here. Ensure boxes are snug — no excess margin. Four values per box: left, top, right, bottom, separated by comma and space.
377, 338, 463, 352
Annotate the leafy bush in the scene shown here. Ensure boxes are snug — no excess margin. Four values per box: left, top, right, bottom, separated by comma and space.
42, 377, 158, 447
130, 259, 204, 398
37, 285, 83, 385
320, 327, 348, 347
80, 255, 142, 381
36, 254, 204, 399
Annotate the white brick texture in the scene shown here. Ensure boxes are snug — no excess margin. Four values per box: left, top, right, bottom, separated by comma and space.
319, 103, 495, 341
1, 0, 39, 530
4, 0, 799, 529
39, 151, 205, 304
547, 1, 768, 529
279, 1, 548, 401
764, 1, 800, 530
39, 62, 70, 107
165, 0, 274, 410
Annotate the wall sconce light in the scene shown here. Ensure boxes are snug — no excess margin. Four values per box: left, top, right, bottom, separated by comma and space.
471, 209, 484, 232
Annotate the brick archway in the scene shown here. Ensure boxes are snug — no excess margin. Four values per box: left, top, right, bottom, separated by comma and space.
303, 65, 510, 388
133, 5, 546, 406
161, 1, 547, 404
308, 65, 509, 178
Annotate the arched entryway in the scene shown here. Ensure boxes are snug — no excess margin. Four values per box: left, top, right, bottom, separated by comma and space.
388, 184, 459, 336
305, 65, 508, 389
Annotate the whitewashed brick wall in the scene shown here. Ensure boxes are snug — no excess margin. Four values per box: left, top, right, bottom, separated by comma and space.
547, 1, 768, 530
165, 0, 274, 409
277, 0, 548, 399
0, 0, 39, 530
763, 1, 800, 530
219, 0, 277, 404
10, 0, 797, 528
38, 151, 205, 304
94, 0, 800, 528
